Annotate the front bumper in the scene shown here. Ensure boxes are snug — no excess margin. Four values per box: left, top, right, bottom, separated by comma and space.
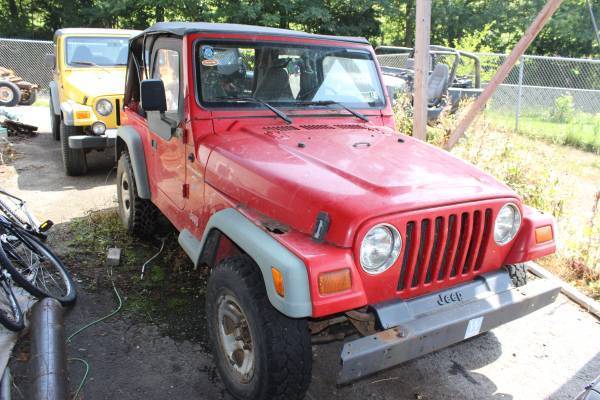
68, 129, 117, 150
338, 270, 560, 384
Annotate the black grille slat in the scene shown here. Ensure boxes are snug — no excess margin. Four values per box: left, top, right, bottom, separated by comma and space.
411, 219, 429, 288
115, 98, 121, 125
397, 222, 414, 290
462, 210, 481, 274
451, 213, 469, 277
425, 217, 443, 283
437, 214, 456, 281
474, 209, 492, 271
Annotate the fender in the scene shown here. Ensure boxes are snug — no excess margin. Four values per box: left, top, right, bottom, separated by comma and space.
48, 81, 60, 116
505, 205, 556, 264
178, 208, 313, 318
116, 126, 151, 199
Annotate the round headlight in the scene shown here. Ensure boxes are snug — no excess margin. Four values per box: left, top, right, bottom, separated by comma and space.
95, 99, 113, 116
494, 203, 522, 245
92, 121, 106, 135
360, 224, 402, 274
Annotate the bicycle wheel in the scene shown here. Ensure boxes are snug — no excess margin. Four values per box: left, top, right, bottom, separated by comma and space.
0, 227, 76, 306
0, 277, 24, 332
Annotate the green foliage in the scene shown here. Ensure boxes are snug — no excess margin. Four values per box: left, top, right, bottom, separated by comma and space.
550, 94, 575, 123
0, 0, 597, 58
0, 0, 381, 41
486, 109, 600, 154
380, 0, 599, 58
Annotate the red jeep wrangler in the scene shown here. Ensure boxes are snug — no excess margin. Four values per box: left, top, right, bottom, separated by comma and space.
116, 22, 560, 400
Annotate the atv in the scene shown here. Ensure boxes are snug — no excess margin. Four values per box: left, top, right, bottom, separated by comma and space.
376, 45, 483, 120
0, 67, 39, 107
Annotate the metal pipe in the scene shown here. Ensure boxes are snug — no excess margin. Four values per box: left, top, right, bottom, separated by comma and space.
0, 367, 11, 400
30, 298, 67, 400
515, 56, 525, 131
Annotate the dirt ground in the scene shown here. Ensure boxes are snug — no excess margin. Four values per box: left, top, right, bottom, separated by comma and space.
2, 105, 600, 400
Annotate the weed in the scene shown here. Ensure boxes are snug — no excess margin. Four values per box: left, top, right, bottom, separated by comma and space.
550, 94, 575, 124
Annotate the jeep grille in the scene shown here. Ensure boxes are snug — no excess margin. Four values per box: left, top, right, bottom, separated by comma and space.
397, 208, 493, 292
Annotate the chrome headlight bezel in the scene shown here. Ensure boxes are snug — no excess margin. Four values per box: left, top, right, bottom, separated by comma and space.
494, 203, 522, 246
95, 98, 113, 116
359, 223, 402, 275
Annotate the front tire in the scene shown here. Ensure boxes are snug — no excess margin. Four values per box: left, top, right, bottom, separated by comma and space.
505, 263, 527, 287
116, 151, 157, 237
60, 121, 87, 176
207, 256, 312, 400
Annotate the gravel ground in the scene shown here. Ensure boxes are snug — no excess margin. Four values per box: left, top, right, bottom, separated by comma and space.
1, 105, 599, 400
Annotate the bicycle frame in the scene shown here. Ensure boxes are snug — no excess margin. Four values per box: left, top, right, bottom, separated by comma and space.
0, 189, 50, 238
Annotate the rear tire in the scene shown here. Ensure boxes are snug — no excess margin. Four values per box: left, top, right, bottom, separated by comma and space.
505, 263, 527, 287
0, 81, 21, 107
60, 121, 87, 176
206, 256, 312, 400
49, 101, 60, 140
0, 278, 24, 332
19, 90, 36, 106
117, 151, 157, 238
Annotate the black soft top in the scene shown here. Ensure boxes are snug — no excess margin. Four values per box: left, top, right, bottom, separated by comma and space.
134, 22, 369, 45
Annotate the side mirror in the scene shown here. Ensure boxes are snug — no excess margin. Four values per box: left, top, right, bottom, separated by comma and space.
141, 79, 174, 140
141, 79, 167, 112
44, 53, 55, 69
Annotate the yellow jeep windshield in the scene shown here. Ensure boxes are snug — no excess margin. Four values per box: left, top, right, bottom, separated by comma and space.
65, 36, 129, 67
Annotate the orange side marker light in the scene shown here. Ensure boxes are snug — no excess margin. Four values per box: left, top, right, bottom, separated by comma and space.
318, 269, 352, 295
535, 225, 553, 244
271, 267, 285, 297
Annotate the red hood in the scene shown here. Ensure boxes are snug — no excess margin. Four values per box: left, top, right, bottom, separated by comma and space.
204, 120, 517, 247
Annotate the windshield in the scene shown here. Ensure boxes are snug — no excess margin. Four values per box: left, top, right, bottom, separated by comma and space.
65, 36, 129, 67
197, 42, 385, 109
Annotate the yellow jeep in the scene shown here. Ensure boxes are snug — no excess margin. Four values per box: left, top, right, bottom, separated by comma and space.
46, 28, 139, 175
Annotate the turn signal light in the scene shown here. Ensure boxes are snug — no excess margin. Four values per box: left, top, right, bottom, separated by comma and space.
535, 225, 553, 244
318, 269, 351, 295
75, 110, 90, 120
271, 267, 285, 297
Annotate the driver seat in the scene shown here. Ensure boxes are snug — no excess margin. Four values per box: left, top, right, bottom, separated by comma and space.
71, 46, 93, 64
254, 61, 293, 100
427, 64, 449, 105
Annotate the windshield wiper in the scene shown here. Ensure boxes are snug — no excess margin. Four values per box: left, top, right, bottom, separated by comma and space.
296, 100, 369, 122
215, 96, 292, 124
70, 61, 98, 67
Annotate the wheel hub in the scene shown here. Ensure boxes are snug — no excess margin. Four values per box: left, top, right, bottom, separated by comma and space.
217, 293, 255, 383
120, 172, 131, 220
0, 87, 14, 103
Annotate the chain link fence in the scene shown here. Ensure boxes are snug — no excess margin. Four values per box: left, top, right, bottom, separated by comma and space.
0, 37, 53, 95
378, 50, 600, 152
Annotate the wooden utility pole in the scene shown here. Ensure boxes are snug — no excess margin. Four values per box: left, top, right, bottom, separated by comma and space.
445, 0, 563, 150
412, 0, 431, 141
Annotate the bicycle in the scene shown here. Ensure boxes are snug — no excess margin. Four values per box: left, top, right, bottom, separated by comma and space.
0, 190, 76, 331
0, 268, 24, 332
0, 189, 53, 239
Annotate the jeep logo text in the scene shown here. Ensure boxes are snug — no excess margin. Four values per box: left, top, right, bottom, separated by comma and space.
437, 291, 464, 306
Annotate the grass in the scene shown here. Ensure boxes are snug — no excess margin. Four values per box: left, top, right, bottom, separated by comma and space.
32, 96, 49, 108
62, 210, 210, 343
485, 110, 600, 154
